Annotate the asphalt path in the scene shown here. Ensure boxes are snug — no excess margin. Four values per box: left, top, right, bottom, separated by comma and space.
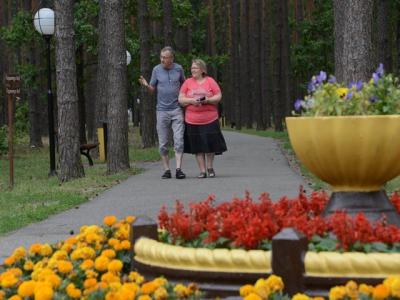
0, 130, 306, 261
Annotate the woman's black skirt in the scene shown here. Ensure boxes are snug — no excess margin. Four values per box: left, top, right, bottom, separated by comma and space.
184, 120, 227, 154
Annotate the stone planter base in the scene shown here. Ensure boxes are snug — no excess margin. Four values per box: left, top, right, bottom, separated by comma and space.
323, 190, 400, 226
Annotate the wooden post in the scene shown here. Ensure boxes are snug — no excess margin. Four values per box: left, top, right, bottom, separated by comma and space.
7, 93, 14, 188
5, 74, 20, 189
129, 216, 158, 269
272, 227, 308, 296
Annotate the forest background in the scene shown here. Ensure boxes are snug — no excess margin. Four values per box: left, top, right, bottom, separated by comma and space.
0, 0, 399, 181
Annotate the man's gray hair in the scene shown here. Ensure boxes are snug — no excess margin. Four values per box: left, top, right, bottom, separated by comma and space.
161, 46, 175, 58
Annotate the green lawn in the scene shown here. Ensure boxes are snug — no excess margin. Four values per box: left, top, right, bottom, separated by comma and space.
0, 127, 160, 235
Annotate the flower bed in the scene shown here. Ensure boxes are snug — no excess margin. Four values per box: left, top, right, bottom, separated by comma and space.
0, 216, 202, 299
158, 190, 400, 252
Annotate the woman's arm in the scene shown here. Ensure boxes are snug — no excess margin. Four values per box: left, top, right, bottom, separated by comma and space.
178, 92, 198, 107
204, 92, 222, 105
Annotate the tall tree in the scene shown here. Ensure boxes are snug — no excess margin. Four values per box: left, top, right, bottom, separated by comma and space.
376, 0, 392, 72
163, 0, 173, 46
230, 0, 241, 129
333, 0, 345, 82
239, 0, 250, 128
54, 0, 84, 181
138, 0, 157, 147
206, 0, 217, 78
340, 0, 374, 84
104, 0, 130, 173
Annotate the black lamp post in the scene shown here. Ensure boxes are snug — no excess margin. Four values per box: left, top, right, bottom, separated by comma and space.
33, 8, 56, 176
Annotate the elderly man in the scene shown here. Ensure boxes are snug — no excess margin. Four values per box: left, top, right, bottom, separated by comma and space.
139, 46, 186, 179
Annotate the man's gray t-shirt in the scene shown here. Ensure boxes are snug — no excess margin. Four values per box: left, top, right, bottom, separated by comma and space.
149, 63, 185, 111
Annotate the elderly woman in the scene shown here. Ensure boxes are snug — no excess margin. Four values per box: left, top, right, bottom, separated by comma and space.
178, 59, 227, 178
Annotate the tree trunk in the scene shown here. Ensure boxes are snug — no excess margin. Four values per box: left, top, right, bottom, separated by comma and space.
341, 0, 374, 84
206, 0, 217, 78
95, 1, 107, 139
376, 0, 392, 72
54, 0, 84, 182
77, 45, 87, 144
240, 0, 250, 128
333, 0, 345, 82
163, 0, 173, 46
231, 0, 241, 129
249, 0, 263, 130
138, 0, 157, 147
104, 0, 130, 174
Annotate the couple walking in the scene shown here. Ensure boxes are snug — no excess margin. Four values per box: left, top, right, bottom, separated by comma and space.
139, 46, 227, 179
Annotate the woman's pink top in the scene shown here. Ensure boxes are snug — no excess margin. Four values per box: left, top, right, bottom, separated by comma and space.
180, 76, 221, 125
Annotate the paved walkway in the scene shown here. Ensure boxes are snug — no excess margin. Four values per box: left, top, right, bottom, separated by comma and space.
0, 131, 306, 260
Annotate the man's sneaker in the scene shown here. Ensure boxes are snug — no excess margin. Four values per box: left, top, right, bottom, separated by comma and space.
175, 168, 186, 179
161, 170, 171, 179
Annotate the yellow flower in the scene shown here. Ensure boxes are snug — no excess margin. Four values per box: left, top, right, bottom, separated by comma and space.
18, 280, 36, 297
102, 249, 116, 258
8, 295, 22, 300
101, 272, 121, 284
292, 293, 311, 300
108, 259, 123, 273
359, 283, 373, 295
0, 291, 4, 300
12, 247, 26, 259
85, 269, 98, 278
244, 293, 263, 300
373, 284, 390, 300
66, 283, 82, 298
154, 287, 168, 300
254, 279, 270, 299
57, 260, 73, 274
23, 260, 34, 271
336, 87, 348, 98
390, 277, 400, 298
39, 244, 53, 257
128, 271, 144, 284
345, 280, 358, 299
240, 284, 255, 297
34, 282, 54, 300
80, 259, 94, 270
104, 215, 117, 227
329, 286, 346, 300
138, 295, 152, 300
173, 284, 191, 298
120, 240, 131, 250
95, 255, 110, 272
84, 278, 98, 289
153, 277, 167, 288
265, 275, 284, 292
0, 272, 18, 288
52, 250, 68, 260
108, 238, 119, 247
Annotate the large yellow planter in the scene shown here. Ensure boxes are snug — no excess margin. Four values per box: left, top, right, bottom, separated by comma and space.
286, 115, 400, 192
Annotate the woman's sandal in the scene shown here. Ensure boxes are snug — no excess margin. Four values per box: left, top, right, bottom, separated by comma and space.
197, 172, 207, 178
207, 168, 215, 178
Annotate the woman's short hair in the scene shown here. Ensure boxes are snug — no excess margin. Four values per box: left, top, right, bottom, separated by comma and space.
192, 59, 207, 76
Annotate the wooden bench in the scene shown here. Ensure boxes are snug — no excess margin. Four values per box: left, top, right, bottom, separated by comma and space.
80, 143, 98, 166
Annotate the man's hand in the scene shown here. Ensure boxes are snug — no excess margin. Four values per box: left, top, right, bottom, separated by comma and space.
138, 75, 148, 87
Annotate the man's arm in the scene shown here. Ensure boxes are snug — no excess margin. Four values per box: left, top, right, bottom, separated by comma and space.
138, 75, 155, 94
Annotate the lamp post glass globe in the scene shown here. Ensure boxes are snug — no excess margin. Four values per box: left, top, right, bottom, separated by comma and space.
126, 50, 131, 66
33, 8, 55, 36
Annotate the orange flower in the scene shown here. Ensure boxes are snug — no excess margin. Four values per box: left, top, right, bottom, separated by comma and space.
95, 256, 110, 272
108, 259, 123, 273
104, 216, 117, 227
57, 260, 73, 274
244, 293, 263, 300
373, 284, 390, 300
141, 281, 158, 294
125, 216, 135, 223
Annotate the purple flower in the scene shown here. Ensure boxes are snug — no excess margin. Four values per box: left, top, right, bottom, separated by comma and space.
373, 72, 379, 84
376, 63, 384, 77
307, 81, 316, 93
316, 71, 327, 84
346, 92, 353, 100
294, 99, 303, 111
328, 75, 337, 84
349, 81, 363, 92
